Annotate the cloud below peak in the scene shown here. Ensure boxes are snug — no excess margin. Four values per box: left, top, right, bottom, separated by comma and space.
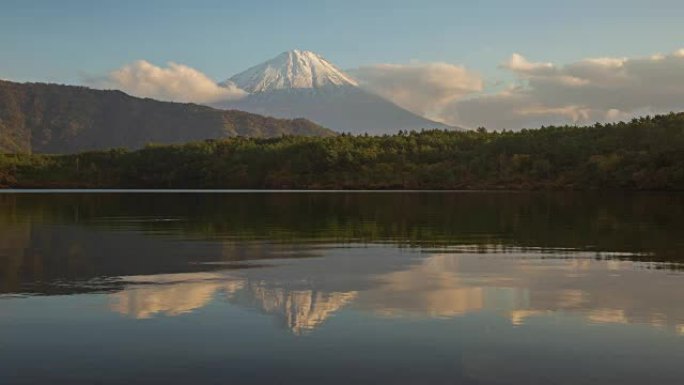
92, 60, 247, 104
351, 62, 483, 122
350, 49, 684, 130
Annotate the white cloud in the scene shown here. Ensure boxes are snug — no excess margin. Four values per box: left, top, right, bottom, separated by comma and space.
503, 53, 555, 76
93, 60, 247, 104
352, 62, 483, 121
445, 49, 684, 130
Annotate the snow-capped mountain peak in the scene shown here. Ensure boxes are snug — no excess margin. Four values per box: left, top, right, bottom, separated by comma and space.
217, 49, 456, 134
227, 50, 358, 93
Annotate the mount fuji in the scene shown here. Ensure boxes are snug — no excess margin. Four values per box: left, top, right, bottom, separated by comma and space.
215, 50, 454, 134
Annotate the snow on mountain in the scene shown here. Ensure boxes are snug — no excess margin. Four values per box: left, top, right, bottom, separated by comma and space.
227, 50, 358, 93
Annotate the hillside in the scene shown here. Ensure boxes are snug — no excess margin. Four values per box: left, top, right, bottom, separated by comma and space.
1, 113, 683, 190
0, 80, 334, 154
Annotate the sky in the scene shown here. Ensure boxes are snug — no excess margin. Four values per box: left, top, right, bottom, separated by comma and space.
2, 0, 684, 129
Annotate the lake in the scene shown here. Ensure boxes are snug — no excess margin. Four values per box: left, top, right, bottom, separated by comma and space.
1, 192, 683, 384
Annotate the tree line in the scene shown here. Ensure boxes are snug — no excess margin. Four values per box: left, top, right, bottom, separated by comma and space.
1, 113, 683, 190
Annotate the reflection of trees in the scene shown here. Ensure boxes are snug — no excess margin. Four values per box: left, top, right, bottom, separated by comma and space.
0, 221, 31, 293
1, 192, 682, 263
1, 192, 682, 297
0, 216, 318, 295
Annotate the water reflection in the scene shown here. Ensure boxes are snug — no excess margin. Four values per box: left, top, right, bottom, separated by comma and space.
2, 192, 684, 264
1, 192, 683, 385
244, 286, 357, 335
102, 249, 684, 336
109, 270, 358, 334
358, 254, 491, 317
110, 272, 246, 319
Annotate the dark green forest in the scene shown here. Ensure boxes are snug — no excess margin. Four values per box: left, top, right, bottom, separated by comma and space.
1, 113, 684, 190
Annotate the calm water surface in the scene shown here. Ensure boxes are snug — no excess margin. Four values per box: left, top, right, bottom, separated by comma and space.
1, 192, 683, 384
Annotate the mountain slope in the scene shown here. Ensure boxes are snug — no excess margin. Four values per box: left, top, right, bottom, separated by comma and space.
217, 50, 454, 135
223, 86, 453, 135
0, 80, 333, 154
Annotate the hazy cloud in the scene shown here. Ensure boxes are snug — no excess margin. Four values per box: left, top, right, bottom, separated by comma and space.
352, 62, 483, 121
93, 60, 247, 104
446, 49, 684, 130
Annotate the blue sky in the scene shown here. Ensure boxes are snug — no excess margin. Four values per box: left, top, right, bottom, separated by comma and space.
2, 0, 684, 129
1, 0, 683, 83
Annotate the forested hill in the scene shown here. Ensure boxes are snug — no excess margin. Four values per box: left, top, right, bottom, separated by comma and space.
0, 80, 334, 154
1, 113, 683, 190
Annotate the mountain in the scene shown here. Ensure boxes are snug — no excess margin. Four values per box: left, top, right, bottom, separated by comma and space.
216, 50, 453, 135
0, 80, 333, 154
229, 49, 359, 92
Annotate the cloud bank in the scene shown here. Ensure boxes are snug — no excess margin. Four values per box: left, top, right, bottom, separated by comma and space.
352, 62, 483, 121
93, 60, 247, 104
445, 49, 684, 129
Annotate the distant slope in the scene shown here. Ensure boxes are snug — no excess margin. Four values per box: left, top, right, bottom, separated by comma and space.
0, 80, 333, 154
219, 86, 454, 135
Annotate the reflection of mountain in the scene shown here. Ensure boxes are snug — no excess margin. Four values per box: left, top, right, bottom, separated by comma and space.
108, 271, 356, 334
245, 284, 357, 335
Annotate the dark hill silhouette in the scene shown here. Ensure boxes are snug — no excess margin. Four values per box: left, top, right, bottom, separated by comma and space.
0, 80, 333, 154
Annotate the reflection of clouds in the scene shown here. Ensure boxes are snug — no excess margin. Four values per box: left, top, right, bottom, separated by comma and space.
586, 309, 628, 325
108, 250, 684, 336
355, 252, 684, 334
110, 273, 244, 319
358, 255, 487, 317
557, 289, 588, 308
509, 310, 552, 326
503, 256, 684, 332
